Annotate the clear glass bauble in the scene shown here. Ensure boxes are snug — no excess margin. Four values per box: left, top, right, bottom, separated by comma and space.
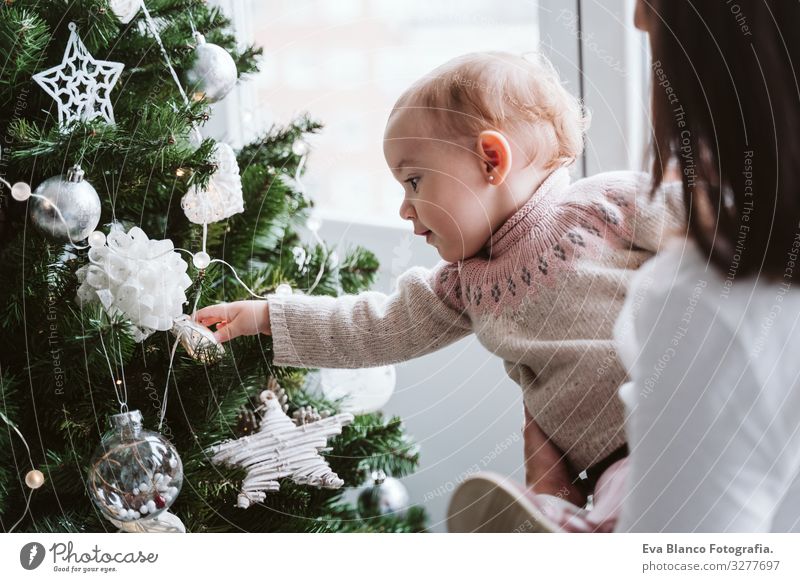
88, 410, 183, 522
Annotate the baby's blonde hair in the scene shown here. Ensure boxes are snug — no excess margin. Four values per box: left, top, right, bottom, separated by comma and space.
391, 51, 590, 170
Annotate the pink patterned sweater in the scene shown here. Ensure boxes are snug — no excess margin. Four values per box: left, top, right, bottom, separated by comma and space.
266, 167, 685, 470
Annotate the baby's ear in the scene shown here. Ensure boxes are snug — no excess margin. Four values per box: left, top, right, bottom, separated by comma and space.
477, 130, 512, 185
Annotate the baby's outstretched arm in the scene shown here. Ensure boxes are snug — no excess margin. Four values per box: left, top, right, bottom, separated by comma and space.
194, 260, 472, 370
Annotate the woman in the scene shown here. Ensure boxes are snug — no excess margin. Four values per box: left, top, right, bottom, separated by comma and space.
614, 0, 800, 532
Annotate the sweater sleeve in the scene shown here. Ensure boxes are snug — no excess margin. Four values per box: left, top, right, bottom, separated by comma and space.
266, 260, 472, 369
623, 176, 687, 253
576, 171, 687, 254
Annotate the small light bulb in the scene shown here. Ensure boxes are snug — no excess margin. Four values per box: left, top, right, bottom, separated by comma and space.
88, 231, 106, 247
292, 139, 309, 156
306, 216, 321, 232
25, 469, 45, 489
193, 251, 211, 269
276, 283, 292, 296
10, 181, 31, 201
175, 168, 187, 177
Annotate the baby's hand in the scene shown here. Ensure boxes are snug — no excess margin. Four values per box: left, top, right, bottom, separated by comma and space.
192, 300, 271, 343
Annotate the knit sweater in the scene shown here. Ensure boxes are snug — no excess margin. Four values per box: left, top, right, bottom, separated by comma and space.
266, 167, 686, 470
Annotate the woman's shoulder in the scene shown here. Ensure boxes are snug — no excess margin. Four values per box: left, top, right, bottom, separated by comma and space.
620, 236, 800, 360
627, 239, 717, 326
644, 238, 800, 318
635, 238, 708, 294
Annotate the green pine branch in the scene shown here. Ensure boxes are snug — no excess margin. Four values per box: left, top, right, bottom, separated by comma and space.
0, 0, 424, 534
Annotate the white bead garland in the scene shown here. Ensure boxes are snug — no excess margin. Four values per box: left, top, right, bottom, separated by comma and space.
88, 230, 106, 248
25, 469, 45, 489
11, 182, 31, 201
192, 251, 211, 270
291, 139, 309, 156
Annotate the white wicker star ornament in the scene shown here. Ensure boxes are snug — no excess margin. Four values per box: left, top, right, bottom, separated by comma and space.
208, 388, 354, 508
32, 22, 124, 128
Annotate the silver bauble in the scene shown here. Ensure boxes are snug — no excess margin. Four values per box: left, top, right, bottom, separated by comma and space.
171, 316, 225, 363
357, 470, 409, 519
184, 33, 238, 103
29, 164, 101, 243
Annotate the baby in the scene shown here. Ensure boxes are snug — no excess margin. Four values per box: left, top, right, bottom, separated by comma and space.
194, 52, 684, 531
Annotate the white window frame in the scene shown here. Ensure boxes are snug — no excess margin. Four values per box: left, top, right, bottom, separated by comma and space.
538, 0, 648, 177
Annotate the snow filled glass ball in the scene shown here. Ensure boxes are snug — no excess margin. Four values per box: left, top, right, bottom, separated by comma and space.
88, 410, 183, 522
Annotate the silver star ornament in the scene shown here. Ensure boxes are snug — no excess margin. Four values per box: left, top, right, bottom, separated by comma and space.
33, 22, 124, 129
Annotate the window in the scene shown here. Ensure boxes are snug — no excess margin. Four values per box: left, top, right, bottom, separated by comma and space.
215, 0, 540, 228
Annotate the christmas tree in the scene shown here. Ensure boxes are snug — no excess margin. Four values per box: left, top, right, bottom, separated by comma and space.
0, 0, 424, 533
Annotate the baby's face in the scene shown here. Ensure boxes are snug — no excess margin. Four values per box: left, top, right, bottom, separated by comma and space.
383, 109, 497, 262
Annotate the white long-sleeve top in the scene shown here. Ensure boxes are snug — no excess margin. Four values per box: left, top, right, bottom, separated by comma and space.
613, 236, 800, 532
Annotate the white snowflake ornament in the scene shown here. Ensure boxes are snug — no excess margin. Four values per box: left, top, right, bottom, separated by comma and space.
75, 224, 193, 342
208, 388, 354, 508
32, 23, 124, 129
181, 142, 244, 224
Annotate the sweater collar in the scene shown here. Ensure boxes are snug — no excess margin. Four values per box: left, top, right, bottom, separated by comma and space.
480, 166, 572, 259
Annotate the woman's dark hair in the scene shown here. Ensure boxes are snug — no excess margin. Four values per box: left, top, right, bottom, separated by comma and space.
647, 0, 800, 279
